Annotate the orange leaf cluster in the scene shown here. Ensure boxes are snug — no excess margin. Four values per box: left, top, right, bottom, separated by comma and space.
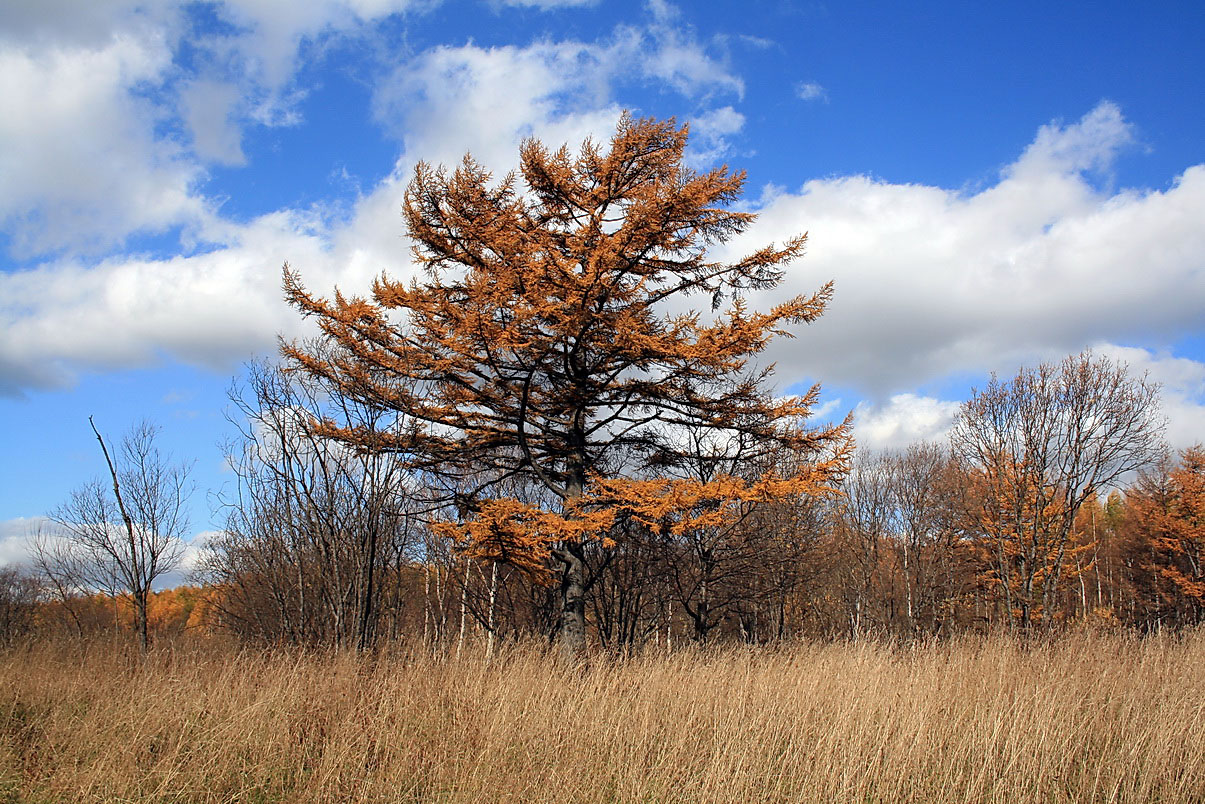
592, 463, 845, 538
1129, 446, 1205, 605
432, 498, 615, 582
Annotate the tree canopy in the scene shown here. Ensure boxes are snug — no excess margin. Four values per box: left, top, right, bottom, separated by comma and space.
283, 114, 850, 657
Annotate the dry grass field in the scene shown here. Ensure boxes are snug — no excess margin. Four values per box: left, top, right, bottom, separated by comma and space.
0, 631, 1202, 803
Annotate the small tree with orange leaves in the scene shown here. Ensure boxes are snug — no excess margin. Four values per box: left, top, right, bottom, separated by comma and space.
1125, 446, 1205, 626
283, 114, 849, 659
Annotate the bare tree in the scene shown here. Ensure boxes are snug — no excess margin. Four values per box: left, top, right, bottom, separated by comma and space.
883, 442, 970, 634
951, 351, 1163, 629
835, 452, 894, 639
40, 419, 191, 651
203, 360, 417, 650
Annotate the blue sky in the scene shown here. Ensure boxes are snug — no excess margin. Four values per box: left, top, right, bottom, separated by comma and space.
2, 0, 1203, 574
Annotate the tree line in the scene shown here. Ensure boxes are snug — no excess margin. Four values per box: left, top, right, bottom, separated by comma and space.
12, 116, 1201, 653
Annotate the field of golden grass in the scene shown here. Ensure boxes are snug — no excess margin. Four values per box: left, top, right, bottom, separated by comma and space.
0, 631, 1202, 803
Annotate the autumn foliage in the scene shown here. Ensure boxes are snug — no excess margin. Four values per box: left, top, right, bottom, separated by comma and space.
283, 114, 849, 656
1124, 446, 1205, 622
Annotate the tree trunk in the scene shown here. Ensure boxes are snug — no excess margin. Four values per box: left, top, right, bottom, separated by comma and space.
91, 417, 147, 654
423, 562, 431, 643
486, 560, 499, 659
457, 557, 469, 658
135, 587, 149, 653
556, 543, 587, 662
356, 522, 378, 653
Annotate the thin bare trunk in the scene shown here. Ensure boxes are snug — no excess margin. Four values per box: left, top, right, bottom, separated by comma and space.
486, 561, 499, 659
90, 417, 148, 654
457, 557, 469, 658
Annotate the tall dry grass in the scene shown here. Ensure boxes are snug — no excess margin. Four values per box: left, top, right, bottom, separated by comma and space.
0, 631, 1202, 803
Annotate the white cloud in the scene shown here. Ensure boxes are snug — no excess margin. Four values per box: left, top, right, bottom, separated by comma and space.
373, 41, 622, 171
0, 0, 433, 260
0, 516, 216, 587
728, 103, 1205, 411
1008, 101, 1133, 181
1, 1, 1201, 456
180, 79, 247, 166
0, 0, 739, 260
849, 344, 1204, 454
372, 6, 743, 168
214, 0, 424, 95
0, 0, 180, 49
1, 1, 752, 395
0, 210, 333, 393
154, 529, 220, 587
853, 394, 961, 452
1090, 344, 1205, 451
637, 3, 744, 100
687, 105, 745, 165
0, 517, 47, 568
0, 33, 208, 257
796, 81, 826, 101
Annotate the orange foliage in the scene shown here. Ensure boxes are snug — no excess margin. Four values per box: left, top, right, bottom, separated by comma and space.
432, 499, 616, 582
593, 467, 844, 538
282, 114, 849, 626
1128, 446, 1205, 610
965, 458, 1075, 624
32, 586, 212, 638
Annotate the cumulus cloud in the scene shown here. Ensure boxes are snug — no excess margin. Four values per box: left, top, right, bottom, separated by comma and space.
154, 529, 219, 587
0, 31, 207, 257
729, 102, 1205, 405
371, 4, 743, 169
180, 79, 247, 166
2, 0, 750, 394
1091, 344, 1205, 451
0, 0, 180, 49
0, 516, 216, 588
214, 0, 426, 97
0, 0, 429, 260
853, 394, 962, 452
0, 0, 741, 265
0, 209, 339, 393
848, 345, 1204, 454
373, 41, 624, 171
0, 517, 46, 567
1, 0, 1201, 453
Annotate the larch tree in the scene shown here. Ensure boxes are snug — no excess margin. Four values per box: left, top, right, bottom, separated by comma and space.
283, 114, 850, 659
1125, 446, 1205, 625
